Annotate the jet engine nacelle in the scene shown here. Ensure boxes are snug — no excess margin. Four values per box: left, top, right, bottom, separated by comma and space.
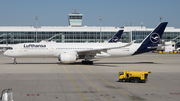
60, 52, 77, 63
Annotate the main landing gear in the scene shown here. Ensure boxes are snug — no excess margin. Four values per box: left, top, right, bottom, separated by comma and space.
12, 58, 17, 64
82, 60, 93, 65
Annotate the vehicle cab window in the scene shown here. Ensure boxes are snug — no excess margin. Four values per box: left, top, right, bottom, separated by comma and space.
119, 72, 124, 75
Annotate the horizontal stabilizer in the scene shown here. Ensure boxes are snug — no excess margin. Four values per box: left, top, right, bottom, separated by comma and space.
148, 44, 172, 50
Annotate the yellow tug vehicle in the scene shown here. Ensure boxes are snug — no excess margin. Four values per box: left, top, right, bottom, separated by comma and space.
119, 70, 151, 83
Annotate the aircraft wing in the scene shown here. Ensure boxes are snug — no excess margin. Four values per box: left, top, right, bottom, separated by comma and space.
76, 40, 136, 55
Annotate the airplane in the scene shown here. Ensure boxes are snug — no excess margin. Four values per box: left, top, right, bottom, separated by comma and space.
108, 30, 123, 43
3, 22, 168, 64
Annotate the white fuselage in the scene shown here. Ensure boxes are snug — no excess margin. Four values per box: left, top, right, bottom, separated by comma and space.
2, 22, 168, 64
4, 42, 140, 59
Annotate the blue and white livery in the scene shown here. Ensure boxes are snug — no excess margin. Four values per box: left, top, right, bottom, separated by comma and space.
3, 22, 168, 64
108, 30, 123, 43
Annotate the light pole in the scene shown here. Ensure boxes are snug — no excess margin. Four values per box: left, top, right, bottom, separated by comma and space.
100, 16, 102, 43
160, 17, 162, 22
36, 16, 38, 43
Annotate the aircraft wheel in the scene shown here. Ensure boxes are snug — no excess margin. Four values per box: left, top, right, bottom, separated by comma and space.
89, 61, 93, 65
13, 61, 17, 64
82, 60, 93, 65
134, 78, 139, 83
13, 58, 17, 64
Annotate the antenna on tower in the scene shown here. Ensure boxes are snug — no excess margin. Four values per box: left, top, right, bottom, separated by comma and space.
125, 23, 127, 26
130, 23, 132, 26
73, 9, 78, 14
141, 22, 143, 28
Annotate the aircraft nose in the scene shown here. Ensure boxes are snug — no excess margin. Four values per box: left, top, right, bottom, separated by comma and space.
3, 51, 8, 56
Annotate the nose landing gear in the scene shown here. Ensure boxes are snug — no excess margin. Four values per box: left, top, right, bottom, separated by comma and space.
12, 58, 17, 64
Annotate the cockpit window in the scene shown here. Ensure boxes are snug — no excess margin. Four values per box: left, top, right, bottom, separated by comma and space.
0, 47, 13, 52
7, 47, 13, 50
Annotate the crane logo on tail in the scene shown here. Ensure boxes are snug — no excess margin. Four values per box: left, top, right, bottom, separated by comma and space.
112, 36, 119, 42
150, 33, 160, 43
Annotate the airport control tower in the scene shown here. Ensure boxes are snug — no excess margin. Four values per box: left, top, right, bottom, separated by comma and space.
68, 9, 83, 27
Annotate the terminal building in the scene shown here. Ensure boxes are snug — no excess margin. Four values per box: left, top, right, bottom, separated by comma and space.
0, 12, 180, 48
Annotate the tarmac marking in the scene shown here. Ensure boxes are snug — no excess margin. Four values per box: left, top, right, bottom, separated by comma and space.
55, 64, 59, 66
84, 65, 137, 101
169, 93, 180, 95
75, 67, 112, 101
27, 94, 40, 96
62, 64, 86, 101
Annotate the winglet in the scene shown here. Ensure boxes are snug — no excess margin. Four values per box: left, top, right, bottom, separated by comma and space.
117, 40, 136, 48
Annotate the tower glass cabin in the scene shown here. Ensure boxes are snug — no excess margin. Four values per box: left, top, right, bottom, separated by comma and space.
68, 12, 83, 27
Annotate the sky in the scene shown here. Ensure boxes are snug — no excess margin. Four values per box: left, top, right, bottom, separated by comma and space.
0, 0, 180, 28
